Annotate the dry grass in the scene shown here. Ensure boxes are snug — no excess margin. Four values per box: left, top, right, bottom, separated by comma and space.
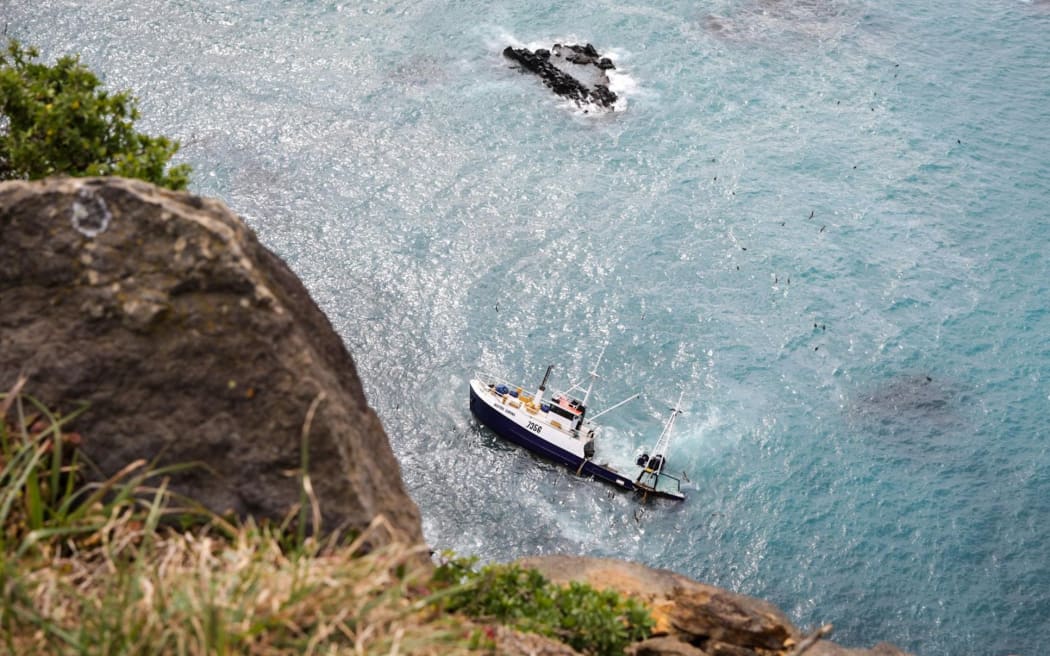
3, 518, 476, 655
0, 380, 481, 655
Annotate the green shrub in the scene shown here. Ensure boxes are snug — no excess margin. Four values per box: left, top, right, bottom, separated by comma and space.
432, 553, 654, 655
0, 39, 190, 189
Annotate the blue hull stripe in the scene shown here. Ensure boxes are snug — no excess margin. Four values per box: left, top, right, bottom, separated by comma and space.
470, 385, 636, 492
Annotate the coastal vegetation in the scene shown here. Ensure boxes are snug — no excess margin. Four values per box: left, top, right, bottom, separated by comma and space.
0, 39, 190, 189
0, 381, 651, 654
433, 554, 653, 654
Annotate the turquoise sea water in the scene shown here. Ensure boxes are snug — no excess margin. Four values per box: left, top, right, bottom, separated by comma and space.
7, 1, 1049, 653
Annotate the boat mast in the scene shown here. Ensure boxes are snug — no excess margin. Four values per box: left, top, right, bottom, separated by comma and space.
649, 391, 684, 475
581, 344, 606, 406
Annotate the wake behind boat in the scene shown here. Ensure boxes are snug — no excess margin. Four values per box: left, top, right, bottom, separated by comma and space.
468, 355, 686, 501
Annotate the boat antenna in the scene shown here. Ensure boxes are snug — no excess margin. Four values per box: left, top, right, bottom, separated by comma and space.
582, 344, 606, 406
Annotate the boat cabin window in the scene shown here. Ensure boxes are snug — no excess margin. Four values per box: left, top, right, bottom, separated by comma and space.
551, 395, 583, 413
549, 404, 576, 421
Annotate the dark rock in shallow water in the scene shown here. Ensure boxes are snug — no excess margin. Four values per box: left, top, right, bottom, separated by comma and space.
0, 177, 423, 547
849, 374, 965, 437
503, 42, 618, 110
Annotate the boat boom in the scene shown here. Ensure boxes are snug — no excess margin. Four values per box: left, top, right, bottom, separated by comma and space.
650, 391, 685, 474
588, 392, 640, 422
581, 344, 606, 406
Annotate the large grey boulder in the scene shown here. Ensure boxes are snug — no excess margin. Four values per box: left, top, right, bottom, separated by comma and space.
0, 176, 422, 546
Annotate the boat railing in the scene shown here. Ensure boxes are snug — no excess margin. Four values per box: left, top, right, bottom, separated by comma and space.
473, 371, 543, 402
474, 371, 587, 430
636, 469, 683, 496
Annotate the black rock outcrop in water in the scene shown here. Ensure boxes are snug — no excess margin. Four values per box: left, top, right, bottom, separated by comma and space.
503, 43, 618, 110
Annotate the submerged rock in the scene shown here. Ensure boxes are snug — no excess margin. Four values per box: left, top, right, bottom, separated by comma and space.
0, 177, 423, 546
846, 373, 970, 460
503, 42, 618, 110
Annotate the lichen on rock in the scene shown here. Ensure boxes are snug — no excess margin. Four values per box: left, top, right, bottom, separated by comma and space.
70, 186, 113, 237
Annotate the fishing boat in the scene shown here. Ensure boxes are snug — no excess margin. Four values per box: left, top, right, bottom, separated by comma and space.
468, 352, 686, 501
